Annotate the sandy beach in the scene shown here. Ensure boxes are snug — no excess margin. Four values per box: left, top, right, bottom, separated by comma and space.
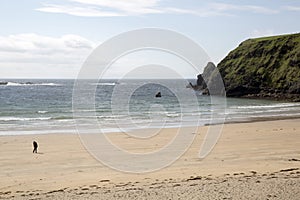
1, 119, 300, 199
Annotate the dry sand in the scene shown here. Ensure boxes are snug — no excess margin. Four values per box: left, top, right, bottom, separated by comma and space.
0, 119, 300, 199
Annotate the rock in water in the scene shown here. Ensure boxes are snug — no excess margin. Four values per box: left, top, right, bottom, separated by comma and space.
0, 82, 8, 85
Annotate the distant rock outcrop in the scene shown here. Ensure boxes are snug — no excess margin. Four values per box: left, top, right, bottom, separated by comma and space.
196, 33, 300, 101
195, 62, 225, 95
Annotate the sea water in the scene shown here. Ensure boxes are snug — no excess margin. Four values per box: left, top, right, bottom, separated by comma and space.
0, 79, 299, 135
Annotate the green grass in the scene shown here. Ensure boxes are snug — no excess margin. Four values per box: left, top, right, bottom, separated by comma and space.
217, 32, 300, 94
248, 33, 300, 42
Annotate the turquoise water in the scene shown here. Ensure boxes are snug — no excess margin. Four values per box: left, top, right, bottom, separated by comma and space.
0, 79, 299, 135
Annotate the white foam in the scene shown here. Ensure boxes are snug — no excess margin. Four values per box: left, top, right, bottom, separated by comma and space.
0, 117, 51, 121
91, 82, 117, 86
232, 103, 300, 109
166, 113, 180, 117
37, 110, 48, 114
4, 82, 61, 86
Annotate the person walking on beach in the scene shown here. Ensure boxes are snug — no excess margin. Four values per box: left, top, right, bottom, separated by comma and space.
33, 141, 38, 153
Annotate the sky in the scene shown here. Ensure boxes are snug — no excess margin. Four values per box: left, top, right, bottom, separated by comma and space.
0, 0, 300, 79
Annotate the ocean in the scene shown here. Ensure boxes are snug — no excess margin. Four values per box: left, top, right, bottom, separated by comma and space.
0, 79, 300, 135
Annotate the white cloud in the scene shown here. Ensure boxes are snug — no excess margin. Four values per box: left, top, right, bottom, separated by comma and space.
175, 3, 279, 17
36, 0, 163, 17
0, 33, 200, 79
36, 4, 125, 17
283, 6, 300, 12
36, 1, 279, 17
71, 0, 162, 15
0, 33, 94, 60
209, 3, 278, 15
0, 34, 95, 78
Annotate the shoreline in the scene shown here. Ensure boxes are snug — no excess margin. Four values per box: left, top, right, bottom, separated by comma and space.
1, 115, 300, 136
1, 118, 299, 199
212, 114, 300, 126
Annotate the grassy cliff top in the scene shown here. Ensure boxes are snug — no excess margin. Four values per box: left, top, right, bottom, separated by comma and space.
217, 32, 300, 98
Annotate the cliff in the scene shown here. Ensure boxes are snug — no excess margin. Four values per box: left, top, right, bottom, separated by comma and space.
195, 62, 225, 95
198, 33, 300, 101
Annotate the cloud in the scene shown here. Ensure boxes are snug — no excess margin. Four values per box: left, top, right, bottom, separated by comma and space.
36, 0, 163, 17
283, 6, 300, 12
0, 34, 95, 78
36, 4, 125, 17
71, 0, 163, 15
180, 3, 279, 17
36, 1, 279, 17
0, 33, 94, 60
208, 3, 278, 15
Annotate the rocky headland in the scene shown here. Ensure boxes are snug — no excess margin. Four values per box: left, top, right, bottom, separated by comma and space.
196, 33, 300, 101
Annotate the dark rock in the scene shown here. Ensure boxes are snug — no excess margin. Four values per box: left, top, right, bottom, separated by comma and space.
0, 82, 8, 85
155, 92, 161, 98
196, 62, 225, 96
196, 74, 206, 90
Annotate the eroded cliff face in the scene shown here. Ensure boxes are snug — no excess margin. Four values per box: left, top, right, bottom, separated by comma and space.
197, 33, 300, 101
196, 62, 225, 96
